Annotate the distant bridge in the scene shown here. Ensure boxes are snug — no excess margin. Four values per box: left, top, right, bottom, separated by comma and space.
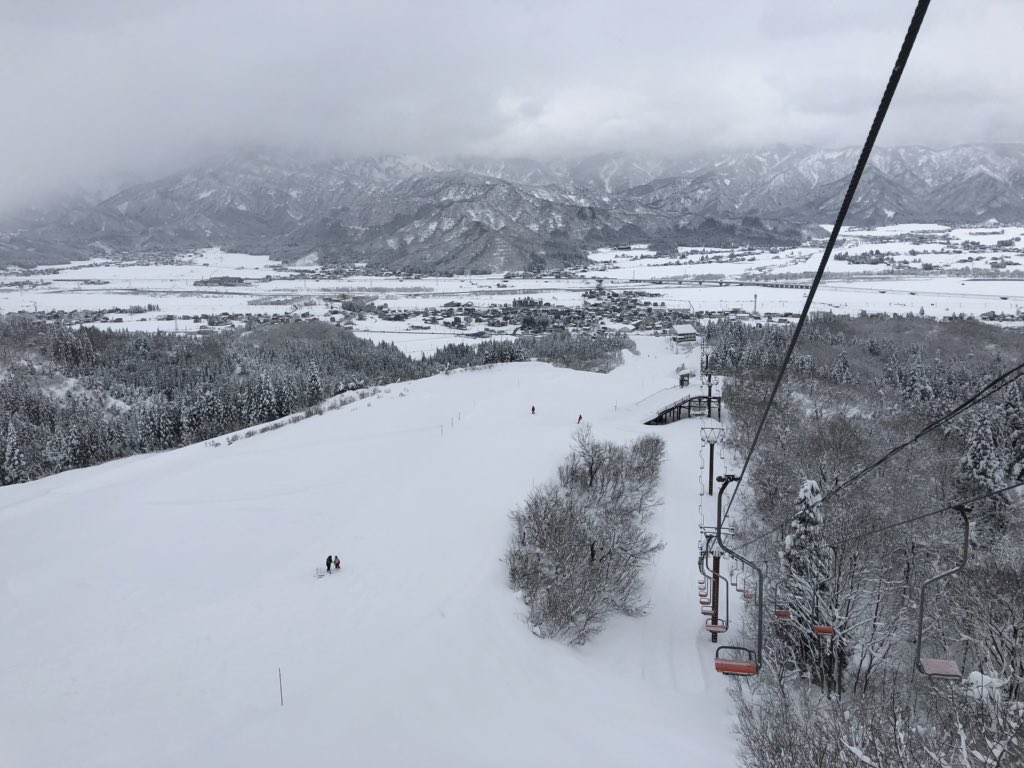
696, 279, 809, 290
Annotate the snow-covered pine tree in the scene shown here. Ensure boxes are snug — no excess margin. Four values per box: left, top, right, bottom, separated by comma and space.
1002, 381, 1024, 480
44, 423, 81, 473
246, 369, 278, 424
276, 374, 301, 415
2, 421, 28, 485
792, 354, 816, 377
307, 362, 324, 406
960, 414, 1004, 493
905, 354, 935, 403
782, 480, 827, 587
779, 479, 846, 691
829, 350, 854, 384
137, 399, 176, 451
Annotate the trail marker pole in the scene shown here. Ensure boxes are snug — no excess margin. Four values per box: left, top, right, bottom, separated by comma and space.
279, 667, 284, 706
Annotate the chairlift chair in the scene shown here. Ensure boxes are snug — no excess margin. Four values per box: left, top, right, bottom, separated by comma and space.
772, 582, 792, 620
741, 577, 754, 601
705, 615, 728, 634
701, 541, 730, 634
712, 475, 764, 676
714, 646, 758, 676
915, 506, 970, 681
697, 542, 715, 613
807, 545, 840, 637
698, 546, 710, 596
701, 578, 728, 630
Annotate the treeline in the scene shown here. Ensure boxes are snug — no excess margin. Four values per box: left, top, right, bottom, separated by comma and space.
0, 318, 634, 484
706, 315, 1024, 766
507, 427, 665, 645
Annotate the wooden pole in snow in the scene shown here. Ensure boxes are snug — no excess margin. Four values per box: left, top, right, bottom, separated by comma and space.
279, 667, 284, 706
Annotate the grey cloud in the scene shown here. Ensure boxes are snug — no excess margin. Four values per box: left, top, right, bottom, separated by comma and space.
1, 0, 1022, 210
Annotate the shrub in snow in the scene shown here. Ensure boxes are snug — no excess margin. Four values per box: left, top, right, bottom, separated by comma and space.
966, 671, 1005, 702
507, 427, 665, 645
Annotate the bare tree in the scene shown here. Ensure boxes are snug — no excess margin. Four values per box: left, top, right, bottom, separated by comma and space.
507, 429, 665, 644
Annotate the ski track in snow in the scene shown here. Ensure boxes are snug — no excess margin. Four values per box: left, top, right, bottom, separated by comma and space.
0, 337, 737, 768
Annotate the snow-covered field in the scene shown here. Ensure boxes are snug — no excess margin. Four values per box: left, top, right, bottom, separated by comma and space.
4, 225, 1014, 765
2, 224, 1023, 344
0, 337, 739, 768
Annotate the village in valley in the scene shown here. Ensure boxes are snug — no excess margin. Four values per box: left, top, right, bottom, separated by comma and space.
4, 223, 1024, 350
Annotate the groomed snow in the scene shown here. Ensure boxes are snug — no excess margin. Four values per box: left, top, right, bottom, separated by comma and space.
0, 336, 737, 768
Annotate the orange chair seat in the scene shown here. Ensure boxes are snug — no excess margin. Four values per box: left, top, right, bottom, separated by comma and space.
920, 658, 962, 679
715, 659, 757, 676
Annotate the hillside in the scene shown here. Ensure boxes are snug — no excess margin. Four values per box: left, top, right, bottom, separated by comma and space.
7, 144, 1024, 272
0, 337, 735, 767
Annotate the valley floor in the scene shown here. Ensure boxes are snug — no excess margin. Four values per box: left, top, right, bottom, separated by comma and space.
0, 336, 737, 767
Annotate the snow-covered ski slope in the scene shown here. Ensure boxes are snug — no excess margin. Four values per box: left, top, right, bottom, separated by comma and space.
0, 336, 736, 768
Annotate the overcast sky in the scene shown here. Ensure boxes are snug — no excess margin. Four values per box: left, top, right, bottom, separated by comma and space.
1, 0, 1022, 206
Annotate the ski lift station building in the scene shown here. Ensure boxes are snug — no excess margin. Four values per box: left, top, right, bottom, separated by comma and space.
672, 324, 699, 343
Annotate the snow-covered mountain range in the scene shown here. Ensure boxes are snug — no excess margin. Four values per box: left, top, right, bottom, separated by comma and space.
4, 144, 1024, 273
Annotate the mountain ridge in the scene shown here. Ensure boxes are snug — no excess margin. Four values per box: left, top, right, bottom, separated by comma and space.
4, 144, 1024, 273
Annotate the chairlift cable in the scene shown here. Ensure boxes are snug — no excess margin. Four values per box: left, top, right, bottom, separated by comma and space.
819, 360, 1024, 505
826, 479, 1024, 548
721, 0, 933, 525
732, 478, 1024, 553
731, 364, 1024, 552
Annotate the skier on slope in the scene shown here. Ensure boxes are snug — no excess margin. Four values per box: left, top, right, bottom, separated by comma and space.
326, 555, 334, 574
577, 414, 583, 424
333, 555, 341, 572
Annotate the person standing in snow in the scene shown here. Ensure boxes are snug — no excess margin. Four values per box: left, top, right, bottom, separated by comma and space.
333, 555, 341, 572
326, 555, 334, 574
577, 414, 583, 424
531, 405, 536, 415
